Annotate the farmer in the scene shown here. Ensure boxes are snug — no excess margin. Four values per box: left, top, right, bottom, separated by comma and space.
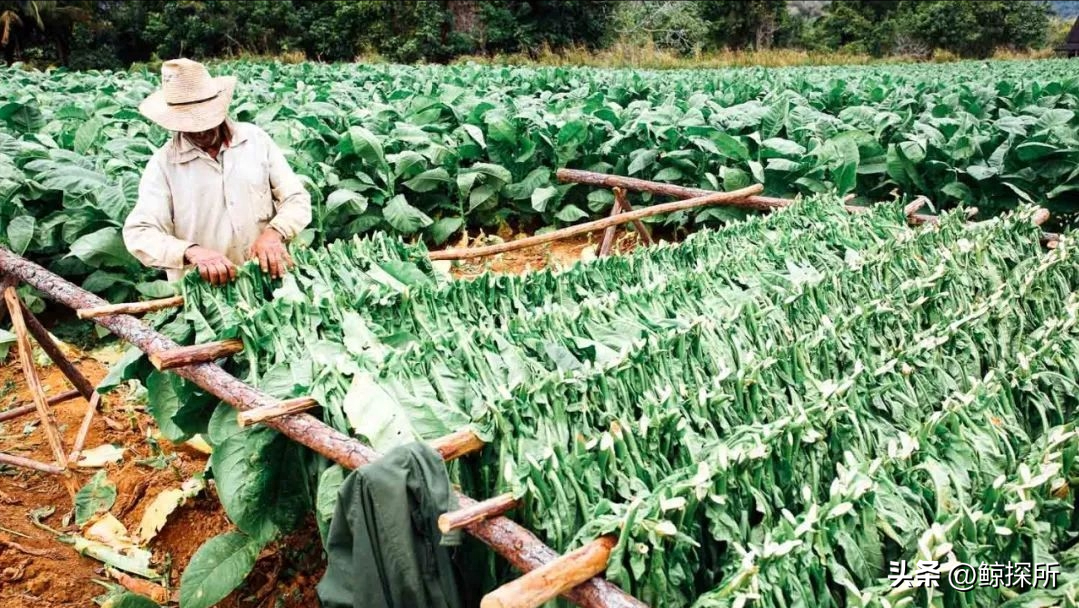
123, 58, 311, 285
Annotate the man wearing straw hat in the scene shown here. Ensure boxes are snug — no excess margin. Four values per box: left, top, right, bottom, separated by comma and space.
123, 58, 311, 285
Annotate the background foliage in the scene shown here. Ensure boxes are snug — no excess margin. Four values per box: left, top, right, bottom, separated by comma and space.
0, 0, 1068, 69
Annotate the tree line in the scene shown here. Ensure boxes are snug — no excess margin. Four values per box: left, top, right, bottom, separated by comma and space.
0, 0, 1062, 69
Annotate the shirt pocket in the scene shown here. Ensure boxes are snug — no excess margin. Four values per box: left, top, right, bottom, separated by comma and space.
249, 181, 275, 222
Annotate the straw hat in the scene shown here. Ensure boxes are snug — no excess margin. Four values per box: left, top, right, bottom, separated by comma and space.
138, 58, 237, 133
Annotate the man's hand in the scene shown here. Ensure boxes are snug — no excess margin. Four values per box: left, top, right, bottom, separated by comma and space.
249, 228, 293, 279
184, 245, 237, 285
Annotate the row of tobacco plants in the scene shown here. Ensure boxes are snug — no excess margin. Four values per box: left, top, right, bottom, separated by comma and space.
1, 59, 1078, 301
96, 194, 1079, 607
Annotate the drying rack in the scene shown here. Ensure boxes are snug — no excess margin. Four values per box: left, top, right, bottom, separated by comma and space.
0, 170, 1056, 608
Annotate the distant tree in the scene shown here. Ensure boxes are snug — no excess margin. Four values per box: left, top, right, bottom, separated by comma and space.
479, 0, 614, 56
697, 0, 789, 50
899, 0, 1051, 57
610, 1, 709, 54
1, 0, 92, 64
817, 0, 902, 55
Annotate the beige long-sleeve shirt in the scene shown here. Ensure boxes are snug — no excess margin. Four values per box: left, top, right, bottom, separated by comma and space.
123, 119, 312, 282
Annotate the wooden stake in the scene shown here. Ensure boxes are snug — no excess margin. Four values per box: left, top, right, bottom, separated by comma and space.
48, 388, 83, 406
439, 493, 518, 533
237, 397, 319, 428
18, 300, 96, 400
0, 404, 35, 423
0, 248, 647, 608
76, 295, 184, 319
904, 196, 929, 216
481, 536, 618, 608
149, 338, 245, 370
598, 188, 652, 257
0, 274, 16, 324
429, 428, 486, 461
0, 389, 81, 423
431, 184, 763, 261
598, 188, 625, 257
4, 288, 71, 485
1033, 208, 1051, 227
0, 452, 66, 475
68, 391, 101, 463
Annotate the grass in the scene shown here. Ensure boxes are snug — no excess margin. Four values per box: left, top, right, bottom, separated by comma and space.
452, 40, 1060, 70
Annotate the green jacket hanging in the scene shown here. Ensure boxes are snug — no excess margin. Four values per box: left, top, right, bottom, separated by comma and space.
317, 441, 464, 608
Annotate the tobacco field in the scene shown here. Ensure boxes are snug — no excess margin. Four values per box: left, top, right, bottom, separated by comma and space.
1, 60, 1079, 304
93, 192, 1079, 608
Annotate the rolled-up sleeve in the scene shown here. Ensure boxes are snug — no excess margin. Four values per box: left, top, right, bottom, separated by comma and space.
122, 156, 194, 270
265, 134, 312, 241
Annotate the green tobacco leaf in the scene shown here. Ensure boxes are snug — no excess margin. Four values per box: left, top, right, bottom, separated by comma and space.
761, 138, 805, 157
75, 470, 116, 525
531, 186, 558, 212
0, 102, 44, 133
462, 124, 485, 148
342, 126, 387, 169
429, 217, 463, 245
325, 189, 368, 214
74, 117, 106, 155
179, 531, 265, 608
316, 464, 347, 545
0, 328, 14, 361
403, 168, 451, 193
211, 427, 309, 542
146, 371, 193, 443
105, 592, 161, 608
6, 215, 35, 255
96, 346, 147, 393
68, 227, 138, 269
344, 371, 416, 452
628, 150, 658, 175
383, 194, 433, 233
713, 133, 750, 161
555, 205, 589, 223
135, 281, 177, 298
653, 167, 683, 182
832, 161, 857, 195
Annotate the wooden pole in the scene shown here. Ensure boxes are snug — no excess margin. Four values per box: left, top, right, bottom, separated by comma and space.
1033, 208, 1051, 227
556, 168, 942, 224
18, 300, 96, 401
0, 247, 646, 608
429, 428, 486, 461
0, 274, 17, 324
76, 295, 184, 319
481, 536, 618, 608
0, 404, 35, 423
0, 452, 66, 474
48, 388, 83, 406
430, 184, 764, 261
4, 288, 73, 493
149, 338, 245, 371
903, 196, 929, 217
68, 391, 101, 463
237, 396, 319, 428
0, 389, 81, 423
439, 493, 518, 533
598, 188, 625, 258
558, 168, 787, 212
598, 188, 652, 256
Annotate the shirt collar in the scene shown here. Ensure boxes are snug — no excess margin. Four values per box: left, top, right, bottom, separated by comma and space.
167, 117, 249, 164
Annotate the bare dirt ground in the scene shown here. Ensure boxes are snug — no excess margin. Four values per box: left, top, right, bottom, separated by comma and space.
0, 226, 646, 608
0, 353, 321, 608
